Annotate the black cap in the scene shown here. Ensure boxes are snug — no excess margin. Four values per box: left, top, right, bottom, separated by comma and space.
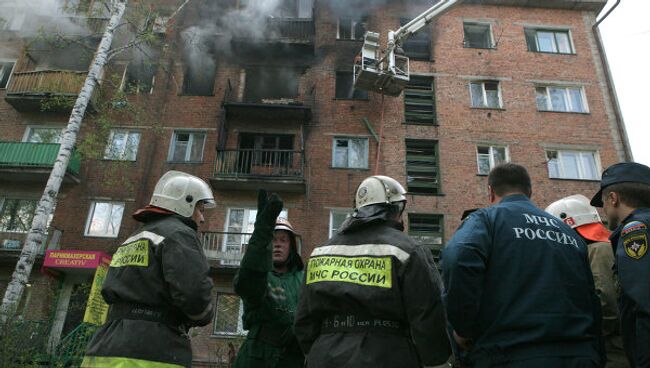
590, 162, 650, 207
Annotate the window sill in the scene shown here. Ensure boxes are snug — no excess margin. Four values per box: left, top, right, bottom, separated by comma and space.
463, 45, 497, 50
336, 38, 363, 42
402, 122, 438, 126
166, 161, 205, 164
101, 158, 138, 162
548, 177, 600, 182
528, 50, 576, 56
471, 106, 505, 111
333, 98, 369, 101
84, 234, 119, 239
329, 166, 370, 171
406, 192, 445, 197
537, 110, 590, 115
211, 334, 247, 339
177, 94, 215, 97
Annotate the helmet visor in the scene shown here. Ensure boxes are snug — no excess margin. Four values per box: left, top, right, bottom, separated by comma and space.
201, 199, 216, 209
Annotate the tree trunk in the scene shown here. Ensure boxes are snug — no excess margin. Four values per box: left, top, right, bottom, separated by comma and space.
0, 0, 128, 322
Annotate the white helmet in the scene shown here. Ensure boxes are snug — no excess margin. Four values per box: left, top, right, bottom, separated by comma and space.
150, 171, 216, 218
354, 175, 407, 210
545, 194, 601, 228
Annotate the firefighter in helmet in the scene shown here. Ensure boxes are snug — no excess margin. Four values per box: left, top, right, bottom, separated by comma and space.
233, 190, 305, 368
82, 170, 215, 368
546, 194, 628, 368
295, 175, 451, 368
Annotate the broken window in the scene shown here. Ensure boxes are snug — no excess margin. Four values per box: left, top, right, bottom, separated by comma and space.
335, 72, 368, 99
470, 81, 501, 109
332, 137, 368, 169
525, 28, 574, 54
168, 131, 206, 162
400, 18, 431, 60
404, 76, 435, 124
477, 145, 508, 175
0, 61, 15, 89
123, 62, 157, 94
244, 68, 300, 103
464, 22, 493, 48
406, 139, 440, 195
337, 17, 366, 40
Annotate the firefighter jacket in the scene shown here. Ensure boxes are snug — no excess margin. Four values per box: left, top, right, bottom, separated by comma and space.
609, 208, 650, 367
442, 195, 603, 367
82, 209, 214, 368
294, 205, 451, 368
587, 241, 629, 368
232, 216, 305, 368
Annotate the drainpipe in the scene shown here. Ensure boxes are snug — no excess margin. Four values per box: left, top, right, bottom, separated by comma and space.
592, 0, 633, 161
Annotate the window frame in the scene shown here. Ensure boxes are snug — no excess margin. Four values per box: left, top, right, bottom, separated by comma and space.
469, 80, 502, 109
404, 75, 436, 125
331, 136, 370, 169
121, 61, 157, 95
22, 126, 65, 144
167, 130, 207, 163
212, 292, 246, 337
104, 129, 141, 161
0, 198, 38, 234
463, 22, 494, 49
526, 28, 575, 55
407, 213, 444, 259
536, 85, 589, 113
545, 149, 600, 181
476, 145, 509, 175
336, 17, 366, 41
0, 60, 16, 90
329, 209, 353, 238
84, 201, 125, 238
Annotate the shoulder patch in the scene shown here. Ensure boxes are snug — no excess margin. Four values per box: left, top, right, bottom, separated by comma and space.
623, 233, 648, 260
621, 221, 648, 236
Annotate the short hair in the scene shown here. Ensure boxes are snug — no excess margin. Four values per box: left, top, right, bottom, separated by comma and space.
603, 182, 650, 208
488, 163, 532, 197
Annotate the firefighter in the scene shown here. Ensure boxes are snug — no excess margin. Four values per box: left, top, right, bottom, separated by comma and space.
546, 194, 629, 368
442, 163, 603, 367
590, 162, 650, 367
81, 170, 215, 368
294, 175, 451, 368
233, 190, 305, 368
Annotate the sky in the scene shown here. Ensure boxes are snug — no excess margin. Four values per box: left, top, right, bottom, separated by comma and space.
598, 0, 650, 166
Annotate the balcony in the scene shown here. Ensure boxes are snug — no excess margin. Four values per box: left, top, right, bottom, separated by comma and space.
4, 70, 97, 112
223, 83, 312, 122
202, 231, 302, 269
231, 18, 314, 54
202, 231, 250, 268
0, 142, 81, 183
0, 228, 62, 259
211, 149, 305, 192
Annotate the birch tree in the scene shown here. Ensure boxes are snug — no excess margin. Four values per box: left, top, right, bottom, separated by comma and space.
0, 0, 128, 322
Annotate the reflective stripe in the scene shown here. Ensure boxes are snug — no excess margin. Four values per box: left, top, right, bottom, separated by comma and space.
311, 244, 410, 263
187, 301, 212, 321
81, 356, 184, 368
123, 231, 165, 246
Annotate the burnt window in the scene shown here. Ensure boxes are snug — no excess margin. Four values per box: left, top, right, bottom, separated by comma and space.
335, 72, 368, 100
238, 133, 295, 170
400, 18, 431, 60
337, 17, 367, 40
244, 68, 300, 103
404, 76, 435, 124
463, 23, 493, 49
123, 62, 157, 94
408, 213, 444, 259
182, 61, 216, 96
405, 139, 440, 195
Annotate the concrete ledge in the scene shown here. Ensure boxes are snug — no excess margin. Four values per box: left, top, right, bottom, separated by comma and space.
464, 0, 607, 12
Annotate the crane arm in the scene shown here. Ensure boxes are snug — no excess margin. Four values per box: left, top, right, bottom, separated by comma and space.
389, 0, 463, 52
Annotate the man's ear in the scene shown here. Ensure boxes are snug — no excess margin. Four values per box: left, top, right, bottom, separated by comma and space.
609, 191, 619, 207
488, 185, 496, 204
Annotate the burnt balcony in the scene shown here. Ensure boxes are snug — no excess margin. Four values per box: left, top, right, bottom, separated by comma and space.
0, 142, 81, 183
223, 81, 312, 122
231, 18, 314, 54
4, 70, 98, 112
211, 149, 305, 192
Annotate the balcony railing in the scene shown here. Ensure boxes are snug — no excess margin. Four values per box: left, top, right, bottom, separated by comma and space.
234, 18, 314, 44
7, 70, 87, 95
214, 149, 304, 179
0, 142, 81, 176
202, 231, 251, 267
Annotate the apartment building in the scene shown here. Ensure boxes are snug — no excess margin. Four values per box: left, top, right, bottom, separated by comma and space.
0, 0, 629, 366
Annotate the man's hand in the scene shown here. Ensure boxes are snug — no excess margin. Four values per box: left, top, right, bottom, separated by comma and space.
453, 330, 473, 351
255, 189, 283, 229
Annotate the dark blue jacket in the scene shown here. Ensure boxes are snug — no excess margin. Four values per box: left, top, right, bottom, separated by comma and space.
610, 208, 650, 367
442, 195, 602, 365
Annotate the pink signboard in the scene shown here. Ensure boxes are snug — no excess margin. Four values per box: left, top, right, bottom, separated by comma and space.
44, 250, 110, 269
